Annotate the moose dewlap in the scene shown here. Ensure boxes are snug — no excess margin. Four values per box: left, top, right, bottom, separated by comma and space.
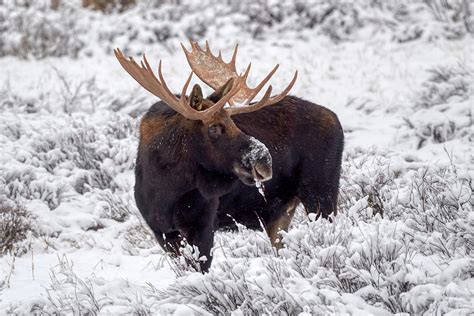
115, 41, 344, 272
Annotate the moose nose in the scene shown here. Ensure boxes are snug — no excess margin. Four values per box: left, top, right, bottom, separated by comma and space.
234, 136, 273, 186
253, 161, 272, 182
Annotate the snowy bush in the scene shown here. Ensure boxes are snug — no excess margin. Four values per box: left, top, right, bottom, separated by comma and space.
416, 63, 472, 109
0, 0, 85, 59
400, 166, 473, 258
0, 83, 36, 114
0, 199, 32, 255
42, 255, 112, 315
395, 61, 473, 149
424, 0, 474, 35
96, 189, 133, 222
82, 0, 136, 12
3, 167, 68, 210
339, 151, 396, 220
53, 69, 105, 114
120, 215, 157, 255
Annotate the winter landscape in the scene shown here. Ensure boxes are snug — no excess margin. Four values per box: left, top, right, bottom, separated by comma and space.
0, 0, 473, 315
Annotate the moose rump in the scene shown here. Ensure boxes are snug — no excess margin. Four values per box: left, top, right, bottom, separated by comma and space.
115, 41, 343, 272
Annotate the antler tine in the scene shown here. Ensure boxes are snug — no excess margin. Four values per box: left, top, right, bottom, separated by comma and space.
143, 54, 188, 111
181, 71, 193, 99
244, 64, 279, 104
241, 63, 252, 82
229, 43, 238, 71
116, 49, 163, 99
228, 62, 251, 106
227, 85, 273, 116
156, 60, 178, 103
265, 70, 298, 105
181, 42, 191, 57
227, 70, 298, 116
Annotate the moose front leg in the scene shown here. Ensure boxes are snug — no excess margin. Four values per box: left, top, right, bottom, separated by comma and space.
154, 225, 214, 272
174, 190, 218, 272
181, 221, 215, 272
158, 230, 184, 257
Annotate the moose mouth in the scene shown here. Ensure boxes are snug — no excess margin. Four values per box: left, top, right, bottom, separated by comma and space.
233, 162, 272, 186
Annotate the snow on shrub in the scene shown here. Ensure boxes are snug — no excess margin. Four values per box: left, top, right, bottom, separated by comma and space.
95, 189, 133, 222
0, 0, 85, 59
339, 150, 396, 221
0, 198, 32, 255
39, 255, 112, 315
400, 62, 473, 149
120, 214, 157, 255
416, 63, 472, 109
0, 102, 139, 257
3, 167, 67, 210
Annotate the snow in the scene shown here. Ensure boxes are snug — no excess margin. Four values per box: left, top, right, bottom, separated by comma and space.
1, 0, 473, 315
255, 181, 266, 201
242, 136, 271, 168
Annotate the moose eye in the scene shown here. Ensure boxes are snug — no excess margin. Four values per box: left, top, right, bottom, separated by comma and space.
208, 123, 224, 137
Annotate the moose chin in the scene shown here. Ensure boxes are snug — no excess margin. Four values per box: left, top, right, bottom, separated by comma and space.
115, 41, 344, 272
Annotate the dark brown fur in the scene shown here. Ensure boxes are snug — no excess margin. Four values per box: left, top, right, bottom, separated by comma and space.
134, 95, 344, 271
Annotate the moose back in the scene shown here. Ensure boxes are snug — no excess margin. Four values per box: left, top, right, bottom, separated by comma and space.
115, 42, 344, 272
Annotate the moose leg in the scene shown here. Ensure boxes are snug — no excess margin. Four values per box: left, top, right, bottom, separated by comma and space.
182, 223, 215, 272
266, 198, 299, 250
175, 191, 218, 272
151, 228, 184, 257
154, 225, 213, 272
161, 231, 184, 256
299, 185, 339, 220
298, 154, 341, 220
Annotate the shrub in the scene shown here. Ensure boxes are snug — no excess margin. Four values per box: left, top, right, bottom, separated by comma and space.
82, 0, 136, 13
0, 199, 32, 255
0, 0, 85, 59
43, 255, 112, 314
416, 63, 471, 108
96, 189, 133, 222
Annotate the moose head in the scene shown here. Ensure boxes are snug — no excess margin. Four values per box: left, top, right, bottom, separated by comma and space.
114, 41, 297, 188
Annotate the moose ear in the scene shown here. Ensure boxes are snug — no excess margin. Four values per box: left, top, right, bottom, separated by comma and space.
189, 84, 203, 110
208, 78, 234, 103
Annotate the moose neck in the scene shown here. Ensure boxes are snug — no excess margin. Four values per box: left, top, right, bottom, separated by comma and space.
138, 114, 194, 189
146, 116, 194, 163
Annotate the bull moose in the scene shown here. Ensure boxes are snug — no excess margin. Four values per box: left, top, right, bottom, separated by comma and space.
114, 41, 344, 272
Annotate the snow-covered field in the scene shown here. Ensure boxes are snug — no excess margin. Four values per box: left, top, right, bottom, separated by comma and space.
1, 1, 473, 314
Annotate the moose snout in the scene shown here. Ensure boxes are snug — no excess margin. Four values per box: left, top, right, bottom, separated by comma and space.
234, 137, 272, 186
253, 161, 272, 182
233, 158, 272, 186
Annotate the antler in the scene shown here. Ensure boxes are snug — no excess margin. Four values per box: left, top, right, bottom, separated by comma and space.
181, 40, 298, 115
114, 48, 244, 121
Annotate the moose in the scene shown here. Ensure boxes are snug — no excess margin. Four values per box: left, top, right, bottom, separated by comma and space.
115, 41, 344, 272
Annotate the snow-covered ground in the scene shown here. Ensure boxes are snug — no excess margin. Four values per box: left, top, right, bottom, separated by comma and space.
1, 1, 473, 314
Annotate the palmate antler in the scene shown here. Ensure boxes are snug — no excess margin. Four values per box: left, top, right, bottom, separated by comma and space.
114, 48, 245, 121
181, 40, 298, 115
